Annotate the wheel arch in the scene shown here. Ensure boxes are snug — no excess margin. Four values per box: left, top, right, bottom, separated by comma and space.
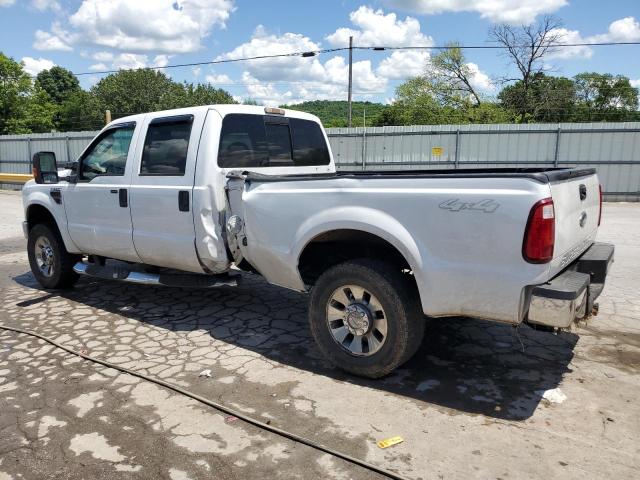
294, 207, 429, 312
25, 200, 80, 253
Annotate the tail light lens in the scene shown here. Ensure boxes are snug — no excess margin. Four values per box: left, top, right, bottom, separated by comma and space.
523, 198, 555, 264
598, 184, 603, 226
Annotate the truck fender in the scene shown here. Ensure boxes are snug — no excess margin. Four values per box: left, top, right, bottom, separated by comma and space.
292, 206, 432, 311
24, 193, 80, 254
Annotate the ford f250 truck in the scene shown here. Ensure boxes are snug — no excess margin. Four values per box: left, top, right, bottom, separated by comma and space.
22, 105, 614, 378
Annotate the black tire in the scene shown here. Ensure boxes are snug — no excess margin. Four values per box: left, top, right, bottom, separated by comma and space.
308, 259, 425, 378
27, 223, 80, 289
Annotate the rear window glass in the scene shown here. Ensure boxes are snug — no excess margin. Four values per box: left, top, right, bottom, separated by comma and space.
141, 116, 193, 175
217, 114, 330, 168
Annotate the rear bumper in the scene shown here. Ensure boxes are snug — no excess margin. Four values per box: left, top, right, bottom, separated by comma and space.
527, 242, 614, 328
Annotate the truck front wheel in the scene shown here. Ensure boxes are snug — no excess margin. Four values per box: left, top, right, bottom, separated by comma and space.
308, 259, 425, 378
27, 223, 80, 289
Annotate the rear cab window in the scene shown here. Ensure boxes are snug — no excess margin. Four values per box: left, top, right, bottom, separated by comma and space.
217, 114, 330, 168
141, 115, 194, 176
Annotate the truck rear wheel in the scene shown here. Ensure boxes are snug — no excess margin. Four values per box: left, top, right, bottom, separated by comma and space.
308, 259, 425, 378
27, 223, 79, 289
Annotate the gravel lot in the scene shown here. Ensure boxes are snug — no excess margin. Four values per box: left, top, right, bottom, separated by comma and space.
0, 189, 638, 480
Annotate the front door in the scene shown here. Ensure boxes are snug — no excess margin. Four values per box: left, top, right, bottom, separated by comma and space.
64, 122, 141, 262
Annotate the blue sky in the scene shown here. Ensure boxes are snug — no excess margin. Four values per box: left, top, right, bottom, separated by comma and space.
1, 0, 639, 105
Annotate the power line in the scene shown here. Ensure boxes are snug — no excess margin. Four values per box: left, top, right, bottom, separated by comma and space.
73, 47, 349, 76
360, 41, 640, 51
66, 41, 640, 77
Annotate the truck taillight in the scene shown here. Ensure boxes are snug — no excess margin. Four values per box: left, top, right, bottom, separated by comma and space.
523, 198, 555, 264
598, 184, 603, 226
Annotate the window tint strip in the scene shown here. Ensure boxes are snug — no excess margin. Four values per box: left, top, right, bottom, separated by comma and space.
149, 114, 194, 126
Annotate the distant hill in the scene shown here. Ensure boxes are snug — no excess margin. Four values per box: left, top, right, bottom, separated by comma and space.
284, 100, 387, 128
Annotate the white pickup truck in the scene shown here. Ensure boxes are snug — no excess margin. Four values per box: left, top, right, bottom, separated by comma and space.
22, 105, 614, 377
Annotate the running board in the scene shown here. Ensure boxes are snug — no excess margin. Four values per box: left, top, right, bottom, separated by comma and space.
73, 262, 239, 288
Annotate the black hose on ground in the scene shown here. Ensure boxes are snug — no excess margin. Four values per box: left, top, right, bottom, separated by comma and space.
0, 324, 408, 480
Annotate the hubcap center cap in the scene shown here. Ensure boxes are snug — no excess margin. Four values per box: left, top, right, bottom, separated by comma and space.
344, 304, 371, 336
41, 246, 53, 265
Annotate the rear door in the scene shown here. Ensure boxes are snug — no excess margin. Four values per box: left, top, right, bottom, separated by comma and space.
128, 111, 206, 273
64, 122, 141, 262
549, 171, 601, 274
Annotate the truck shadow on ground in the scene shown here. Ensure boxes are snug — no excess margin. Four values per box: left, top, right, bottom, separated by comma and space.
12, 271, 578, 422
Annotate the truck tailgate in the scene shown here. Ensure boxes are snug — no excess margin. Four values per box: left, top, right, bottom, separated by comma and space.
549, 171, 600, 275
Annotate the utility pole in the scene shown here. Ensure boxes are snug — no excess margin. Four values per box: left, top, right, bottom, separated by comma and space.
347, 35, 353, 128
105, 110, 112, 125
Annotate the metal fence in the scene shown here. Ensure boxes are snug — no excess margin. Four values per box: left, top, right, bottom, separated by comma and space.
1, 123, 639, 200
326, 122, 640, 201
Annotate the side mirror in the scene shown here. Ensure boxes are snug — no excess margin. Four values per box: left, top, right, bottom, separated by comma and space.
32, 151, 59, 184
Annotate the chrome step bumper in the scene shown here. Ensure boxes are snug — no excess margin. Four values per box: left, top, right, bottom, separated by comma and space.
527, 242, 614, 328
73, 262, 240, 288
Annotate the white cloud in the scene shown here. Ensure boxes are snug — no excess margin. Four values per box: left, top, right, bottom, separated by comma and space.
630, 79, 640, 89
546, 28, 594, 59
205, 73, 233, 84
88, 63, 108, 71
31, 0, 60, 11
377, 50, 429, 79
589, 16, 640, 43
546, 17, 640, 60
33, 25, 73, 51
92, 51, 114, 62
0, 0, 15, 6
21, 56, 55, 75
34, 0, 234, 53
384, 0, 567, 24
217, 27, 327, 83
111, 53, 148, 70
107, 53, 172, 70
326, 6, 433, 47
465, 62, 495, 92
217, 25, 389, 105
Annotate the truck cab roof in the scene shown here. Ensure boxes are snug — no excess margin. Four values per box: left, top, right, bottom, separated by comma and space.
108, 104, 323, 129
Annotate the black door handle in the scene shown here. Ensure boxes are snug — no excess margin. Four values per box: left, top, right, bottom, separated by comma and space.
178, 191, 189, 212
119, 188, 128, 208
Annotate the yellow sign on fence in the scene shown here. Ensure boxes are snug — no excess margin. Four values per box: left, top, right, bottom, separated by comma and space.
431, 147, 444, 156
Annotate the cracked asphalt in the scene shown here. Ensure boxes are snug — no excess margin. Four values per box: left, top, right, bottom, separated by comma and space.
0, 189, 639, 480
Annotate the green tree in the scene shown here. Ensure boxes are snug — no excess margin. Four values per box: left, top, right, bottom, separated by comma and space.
498, 73, 576, 123
490, 16, 564, 116
0, 52, 33, 134
375, 77, 445, 126
428, 43, 482, 106
181, 83, 236, 106
57, 90, 104, 131
573, 72, 639, 121
91, 69, 186, 117
0, 52, 56, 134
286, 100, 388, 127
35, 66, 80, 104
91, 70, 236, 119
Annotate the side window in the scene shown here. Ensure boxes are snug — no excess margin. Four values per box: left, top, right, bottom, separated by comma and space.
79, 124, 135, 181
140, 115, 193, 176
217, 114, 328, 168
290, 118, 330, 166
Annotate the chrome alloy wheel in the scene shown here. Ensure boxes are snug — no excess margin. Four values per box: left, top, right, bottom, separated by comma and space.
34, 236, 55, 278
326, 284, 388, 356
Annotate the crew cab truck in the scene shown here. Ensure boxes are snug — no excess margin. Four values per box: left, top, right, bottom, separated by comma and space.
22, 105, 614, 378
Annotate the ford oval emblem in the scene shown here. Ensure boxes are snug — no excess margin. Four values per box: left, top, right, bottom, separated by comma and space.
579, 211, 587, 227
